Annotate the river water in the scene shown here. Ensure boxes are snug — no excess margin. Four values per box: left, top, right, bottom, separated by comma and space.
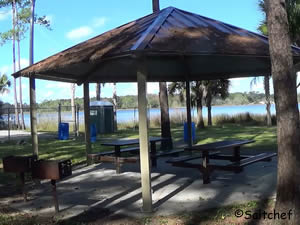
17, 104, 276, 127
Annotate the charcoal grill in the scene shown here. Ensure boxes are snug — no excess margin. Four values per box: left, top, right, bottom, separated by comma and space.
2, 156, 72, 212
2, 155, 37, 201
32, 159, 72, 212
31, 159, 72, 180
3, 155, 37, 173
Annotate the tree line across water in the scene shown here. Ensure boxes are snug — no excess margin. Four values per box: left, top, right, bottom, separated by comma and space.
0, 91, 281, 112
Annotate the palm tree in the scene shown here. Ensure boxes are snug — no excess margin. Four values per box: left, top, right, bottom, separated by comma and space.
169, 80, 230, 128
255, 0, 300, 126
16, 2, 27, 129
0, 1, 20, 128
203, 79, 230, 126
12, 0, 20, 129
259, 0, 300, 46
0, 74, 11, 94
96, 83, 105, 101
256, 0, 272, 126
192, 81, 205, 128
1, 1, 48, 130
250, 76, 272, 126
169, 81, 204, 128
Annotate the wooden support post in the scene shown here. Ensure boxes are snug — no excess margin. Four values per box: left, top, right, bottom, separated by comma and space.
202, 150, 210, 184
137, 64, 152, 213
51, 180, 59, 213
7, 109, 10, 141
29, 77, 38, 156
83, 82, 92, 165
77, 104, 80, 136
233, 146, 242, 173
74, 104, 77, 137
150, 141, 157, 168
115, 157, 121, 174
115, 145, 121, 174
185, 81, 193, 148
20, 172, 27, 201
58, 103, 61, 125
233, 146, 241, 162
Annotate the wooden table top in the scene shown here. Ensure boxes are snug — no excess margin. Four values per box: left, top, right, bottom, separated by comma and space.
185, 139, 255, 151
101, 136, 167, 147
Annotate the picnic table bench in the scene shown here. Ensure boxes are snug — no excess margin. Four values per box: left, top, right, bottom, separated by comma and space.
167, 140, 277, 184
88, 137, 182, 173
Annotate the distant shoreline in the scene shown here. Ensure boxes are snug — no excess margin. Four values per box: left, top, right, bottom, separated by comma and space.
117, 102, 272, 111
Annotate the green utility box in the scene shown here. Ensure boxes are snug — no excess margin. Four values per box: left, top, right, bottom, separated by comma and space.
90, 101, 115, 134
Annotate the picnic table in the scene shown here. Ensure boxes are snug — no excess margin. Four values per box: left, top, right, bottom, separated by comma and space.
88, 137, 182, 173
167, 139, 277, 184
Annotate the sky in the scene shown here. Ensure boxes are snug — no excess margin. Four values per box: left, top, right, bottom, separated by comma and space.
0, 0, 271, 104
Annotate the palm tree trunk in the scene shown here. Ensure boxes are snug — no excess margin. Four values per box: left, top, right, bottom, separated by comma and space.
18, 40, 25, 130
12, 0, 20, 129
267, 0, 300, 223
96, 83, 101, 100
264, 76, 272, 126
16, 5, 25, 130
113, 83, 117, 131
71, 84, 76, 134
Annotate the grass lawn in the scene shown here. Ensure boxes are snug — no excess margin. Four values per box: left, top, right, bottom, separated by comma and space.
0, 124, 277, 185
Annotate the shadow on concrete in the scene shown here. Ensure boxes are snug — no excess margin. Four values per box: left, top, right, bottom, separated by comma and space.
3, 153, 277, 225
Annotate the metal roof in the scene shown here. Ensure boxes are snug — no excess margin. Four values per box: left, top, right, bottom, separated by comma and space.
90, 101, 113, 107
13, 6, 300, 83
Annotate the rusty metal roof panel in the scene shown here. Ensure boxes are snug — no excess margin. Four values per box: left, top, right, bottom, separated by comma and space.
13, 6, 300, 82
144, 7, 274, 55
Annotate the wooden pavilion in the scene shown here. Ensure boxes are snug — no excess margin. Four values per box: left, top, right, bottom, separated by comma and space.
13, 6, 300, 212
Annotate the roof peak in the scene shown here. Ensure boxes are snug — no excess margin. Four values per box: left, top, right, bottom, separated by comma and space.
131, 6, 175, 50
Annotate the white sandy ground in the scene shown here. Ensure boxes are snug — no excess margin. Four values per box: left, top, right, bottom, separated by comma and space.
0, 156, 277, 221
0, 130, 59, 142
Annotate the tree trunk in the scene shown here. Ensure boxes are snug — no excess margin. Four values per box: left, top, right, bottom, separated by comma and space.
264, 76, 272, 126
196, 97, 205, 128
29, 0, 38, 157
96, 83, 101, 101
12, 1, 20, 129
112, 83, 117, 131
267, 0, 300, 224
152, 0, 160, 12
196, 82, 205, 128
206, 91, 212, 126
159, 82, 173, 149
71, 84, 76, 134
152, 0, 172, 149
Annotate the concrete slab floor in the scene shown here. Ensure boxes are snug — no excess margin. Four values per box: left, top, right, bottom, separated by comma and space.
0, 156, 277, 221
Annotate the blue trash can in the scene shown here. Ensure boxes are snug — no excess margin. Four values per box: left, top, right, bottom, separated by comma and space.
184, 122, 196, 142
90, 124, 97, 143
58, 123, 69, 140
